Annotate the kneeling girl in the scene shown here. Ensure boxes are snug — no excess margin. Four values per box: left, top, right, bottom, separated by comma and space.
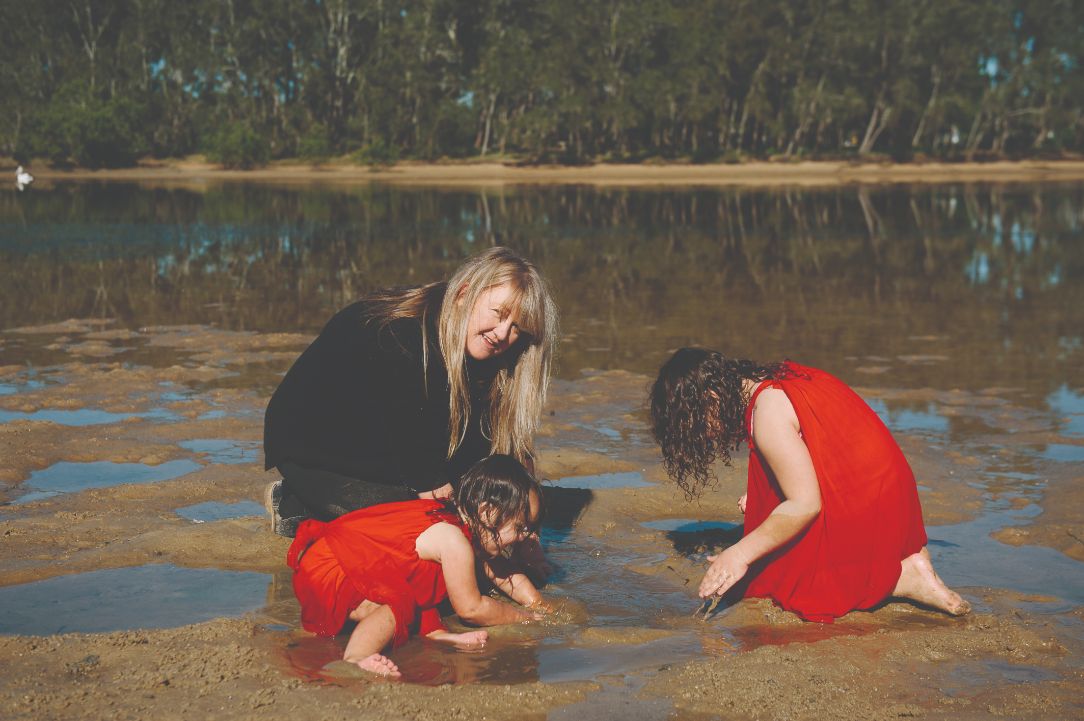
288, 454, 545, 678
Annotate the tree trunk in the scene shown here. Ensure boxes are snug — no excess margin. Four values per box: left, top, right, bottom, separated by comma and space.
70, 1, 113, 93
481, 91, 497, 156
736, 57, 769, 152
964, 92, 990, 159
911, 65, 941, 148
785, 74, 825, 157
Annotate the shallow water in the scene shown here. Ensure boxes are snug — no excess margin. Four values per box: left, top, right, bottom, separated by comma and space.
178, 439, 262, 464
13, 459, 202, 504
3, 182, 1083, 396
1047, 385, 1084, 437
641, 519, 739, 533
0, 407, 177, 426
866, 399, 950, 435
930, 501, 1084, 606
0, 565, 270, 635
551, 472, 651, 490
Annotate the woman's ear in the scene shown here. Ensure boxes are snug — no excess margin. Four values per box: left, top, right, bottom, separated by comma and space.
455, 282, 470, 306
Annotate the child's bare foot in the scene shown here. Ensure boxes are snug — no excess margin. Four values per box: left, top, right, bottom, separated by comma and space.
893, 547, 971, 616
354, 653, 401, 678
426, 629, 489, 649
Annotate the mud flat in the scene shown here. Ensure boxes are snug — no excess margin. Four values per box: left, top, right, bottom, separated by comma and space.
1, 321, 1083, 720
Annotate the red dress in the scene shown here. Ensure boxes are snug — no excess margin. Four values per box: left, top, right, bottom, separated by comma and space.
287, 500, 470, 647
741, 363, 927, 622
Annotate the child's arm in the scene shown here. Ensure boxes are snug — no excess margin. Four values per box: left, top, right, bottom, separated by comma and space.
416, 523, 538, 626
481, 556, 544, 608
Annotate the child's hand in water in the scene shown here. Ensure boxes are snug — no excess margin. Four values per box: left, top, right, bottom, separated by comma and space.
699, 547, 750, 598
526, 597, 567, 622
737, 493, 747, 514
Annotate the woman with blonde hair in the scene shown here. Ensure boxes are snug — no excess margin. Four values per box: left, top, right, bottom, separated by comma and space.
264, 247, 558, 540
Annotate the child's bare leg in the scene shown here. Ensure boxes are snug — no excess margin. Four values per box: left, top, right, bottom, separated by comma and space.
343, 603, 401, 677
892, 547, 971, 615
426, 629, 489, 649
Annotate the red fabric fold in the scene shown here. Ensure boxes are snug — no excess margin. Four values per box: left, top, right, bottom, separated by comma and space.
741, 363, 927, 622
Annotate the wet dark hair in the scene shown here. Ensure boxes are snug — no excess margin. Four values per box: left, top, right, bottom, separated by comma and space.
454, 454, 543, 556
649, 348, 790, 498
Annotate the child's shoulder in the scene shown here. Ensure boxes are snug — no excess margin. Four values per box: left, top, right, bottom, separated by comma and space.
415, 518, 474, 563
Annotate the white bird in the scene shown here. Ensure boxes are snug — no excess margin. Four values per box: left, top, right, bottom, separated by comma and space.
15, 165, 34, 191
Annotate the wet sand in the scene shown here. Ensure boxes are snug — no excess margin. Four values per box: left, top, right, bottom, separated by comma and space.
25, 158, 1084, 188
2, 321, 1083, 719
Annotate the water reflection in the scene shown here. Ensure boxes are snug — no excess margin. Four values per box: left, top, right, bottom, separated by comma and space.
2, 182, 1082, 396
0, 565, 270, 635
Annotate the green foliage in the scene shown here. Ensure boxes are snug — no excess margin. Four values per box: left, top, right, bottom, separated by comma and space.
298, 124, 332, 162
72, 98, 148, 168
1, 0, 1081, 165
351, 139, 399, 167
207, 123, 271, 169
16, 86, 147, 168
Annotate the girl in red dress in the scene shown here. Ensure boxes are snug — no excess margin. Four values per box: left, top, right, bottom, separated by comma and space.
288, 455, 546, 678
649, 349, 969, 621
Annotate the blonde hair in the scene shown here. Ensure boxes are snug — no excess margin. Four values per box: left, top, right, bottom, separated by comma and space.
366, 247, 558, 466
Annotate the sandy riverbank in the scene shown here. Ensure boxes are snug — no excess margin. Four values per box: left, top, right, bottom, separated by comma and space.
21, 158, 1084, 188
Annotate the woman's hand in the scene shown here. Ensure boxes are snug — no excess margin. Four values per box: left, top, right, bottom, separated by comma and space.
737, 493, 747, 514
417, 483, 454, 500
698, 547, 750, 599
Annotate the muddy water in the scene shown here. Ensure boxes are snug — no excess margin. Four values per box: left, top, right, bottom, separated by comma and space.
1, 181, 1083, 717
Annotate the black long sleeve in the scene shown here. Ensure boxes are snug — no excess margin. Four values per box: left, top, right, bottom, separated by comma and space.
263, 301, 489, 492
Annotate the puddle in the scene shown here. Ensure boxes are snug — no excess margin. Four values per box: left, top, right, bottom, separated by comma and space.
0, 406, 177, 426
940, 659, 1060, 698
534, 634, 695, 683
178, 439, 261, 464
0, 564, 271, 635
0, 380, 45, 396
551, 472, 651, 490
642, 519, 739, 533
928, 500, 1084, 606
176, 500, 266, 522
866, 399, 949, 435
12, 459, 202, 504
281, 621, 699, 688
572, 422, 623, 441
1035, 443, 1084, 464
646, 518, 743, 556
727, 619, 885, 651
1048, 384, 1084, 437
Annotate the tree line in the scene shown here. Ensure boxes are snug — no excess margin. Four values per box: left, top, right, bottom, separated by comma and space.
2, 0, 1082, 168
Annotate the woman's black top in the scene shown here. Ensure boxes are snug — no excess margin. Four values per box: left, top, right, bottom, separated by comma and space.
263, 300, 491, 493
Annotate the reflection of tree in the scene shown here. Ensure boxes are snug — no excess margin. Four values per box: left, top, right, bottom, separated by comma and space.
0, 182, 1081, 396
